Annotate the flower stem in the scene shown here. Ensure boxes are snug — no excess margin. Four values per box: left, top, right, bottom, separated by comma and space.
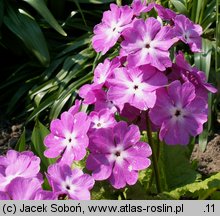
146, 112, 162, 193
116, 0, 122, 6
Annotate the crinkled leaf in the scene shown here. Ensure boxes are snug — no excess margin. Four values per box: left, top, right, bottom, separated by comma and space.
160, 144, 199, 190
164, 173, 220, 199
91, 181, 118, 200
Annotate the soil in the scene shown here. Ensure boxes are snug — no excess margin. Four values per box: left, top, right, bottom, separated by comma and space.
191, 134, 220, 175
0, 118, 23, 155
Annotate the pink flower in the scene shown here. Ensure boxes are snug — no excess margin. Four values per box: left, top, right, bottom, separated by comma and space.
107, 65, 167, 111
0, 177, 55, 200
149, 81, 208, 145
68, 100, 82, 116
173, 15, 202, 52
131, 0, 153, 16
47, 163, 94, 200
86, 121, 152, 189
0, 150, 41, 191
93, 90, 117, 113
121, 18, 177, 71
167, 52, 217, 98
154, 4, 176, 21
94, 58, 120, 87
79, 83, 103, 105
89, 108, 116, 131
92, 4, 133, 54
44, 112, 90, 165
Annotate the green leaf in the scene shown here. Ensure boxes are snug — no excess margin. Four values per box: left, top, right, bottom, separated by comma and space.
15, 128, 26, 152
194, 38, 212, 78
7, 82, 33, 114
160, 144, 199, 190
170, 0, 188, 15
23, 0, 67, 36
0, 0, 4, 27
191, 0, 204, 24
27, 93, 58, 122
31, 120, 56, 171
91, 181, 118, 200
4, 4, 50, 66
164, 172, 220, 199
71, 0, 115, 4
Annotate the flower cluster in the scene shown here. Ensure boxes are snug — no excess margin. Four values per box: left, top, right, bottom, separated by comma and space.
82, 0, 216, 147
0, 1, 216, 200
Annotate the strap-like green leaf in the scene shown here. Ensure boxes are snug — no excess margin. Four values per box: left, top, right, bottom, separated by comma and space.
23, 0, 67, 36
170, 0, 188, 15
15, 128, 26, 152
31, 120, 56, 171
71, 0, 115, 4
4, 4, 50, 66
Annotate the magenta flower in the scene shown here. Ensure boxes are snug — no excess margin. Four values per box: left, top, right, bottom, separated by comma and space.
0, 150, 40, 191
121, 18, 177, 71
173, 15, 202, 52
107, 65, 167, 111
93, 90, 117, 113
68, 99, 82, 116
131, 0, 153, 16
89, 108, 116, 131
154, 4, 176, 21
86, 121, 152, 189
168, 52, 217, 98
149, 81, 208, 145
44, 111, 90, 165
0, 177, 56, 200
0, 177, 55, 200
79, 83, 104, 105
47, 163, 94, 200
94, 58, 120, 87
92, 4, 133, 54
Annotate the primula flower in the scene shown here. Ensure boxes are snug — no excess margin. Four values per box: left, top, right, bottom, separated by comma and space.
154, 4, 176, 21
0, 150, 40, 191
121, 18, 177, 71
92, 4, 133, 54
167, 52, 217, 98
89, 108, 116, 131
86, 121, 152, 189
79, 83, 103, 105
93, 90, 117, 113
173, 15, 202, 52
149, 81, 208, 145
107, 65, 167, 111
68, 99, 82, 116
47, 163, 94, 200
131, 1, 176, 21
131, 0, 153, 16
44, 112, 90, 165
94, 58, 120, 87
0, 177, 55, 200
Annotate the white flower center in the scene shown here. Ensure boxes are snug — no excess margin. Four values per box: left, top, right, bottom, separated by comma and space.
109, 145, 127, 165
170, 106, 186, 121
